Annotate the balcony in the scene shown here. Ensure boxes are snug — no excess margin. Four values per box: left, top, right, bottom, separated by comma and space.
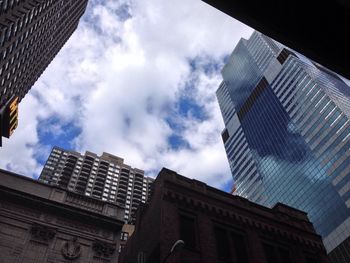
81, 166, 91, 173
99, 161, 109, 167
76, 180, 87, 186
95, 177, 105, 183
94, 182, 104, 188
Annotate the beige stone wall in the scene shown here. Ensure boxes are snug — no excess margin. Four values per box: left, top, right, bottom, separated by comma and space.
0, 200, 120, 263
0, 169, 125, 263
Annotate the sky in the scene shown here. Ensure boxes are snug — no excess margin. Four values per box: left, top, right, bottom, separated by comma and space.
0, 0, 253, 191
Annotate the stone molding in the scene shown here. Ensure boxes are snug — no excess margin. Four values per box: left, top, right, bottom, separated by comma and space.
163, 188, 324, 250
92, 240, 116, 259
30, 223, 56, 243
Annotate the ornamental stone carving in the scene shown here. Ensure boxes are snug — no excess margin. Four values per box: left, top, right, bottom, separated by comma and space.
92, 240, 115, 258
61, 236, 82, 260
30, 223, 56, 242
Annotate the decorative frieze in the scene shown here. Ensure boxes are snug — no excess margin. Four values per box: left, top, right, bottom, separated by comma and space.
92, 240, 116, 259
30, 223, 56, 243
0, 202, 41, 218
163, 188, 324, 249
65, 193, 104, 213
56, 218, 99, 235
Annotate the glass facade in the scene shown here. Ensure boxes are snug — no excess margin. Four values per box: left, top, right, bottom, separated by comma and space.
217, 31, 350, 254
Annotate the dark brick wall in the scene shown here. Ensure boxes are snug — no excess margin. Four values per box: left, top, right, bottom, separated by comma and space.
119, 168, 330, 263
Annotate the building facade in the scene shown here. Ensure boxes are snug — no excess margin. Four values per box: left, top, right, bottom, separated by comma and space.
0, 168, 125, 263
216, 31, 350, 260
39, 146, 154, 223
0, 0, 88, 145
120, 224, 135, 253
119, 168, 330, 263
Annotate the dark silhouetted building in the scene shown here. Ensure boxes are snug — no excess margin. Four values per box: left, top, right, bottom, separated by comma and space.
39, 146, 154, 223
0, 168, 125, 262
0, 0, 88, 145
119, 168, 330, 263
201, 0, 350, 80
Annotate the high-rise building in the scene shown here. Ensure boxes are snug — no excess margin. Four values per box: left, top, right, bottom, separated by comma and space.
0, 0, 88, 145
217, 31, 350, 261
39, 146, 154, 223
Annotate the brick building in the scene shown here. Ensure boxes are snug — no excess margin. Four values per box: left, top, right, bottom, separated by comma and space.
0, 168, 125, 262
119, 168, 330, 263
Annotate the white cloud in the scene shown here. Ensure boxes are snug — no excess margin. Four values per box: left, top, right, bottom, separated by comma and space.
0, 0, 253, 189
0, 94, 45, 177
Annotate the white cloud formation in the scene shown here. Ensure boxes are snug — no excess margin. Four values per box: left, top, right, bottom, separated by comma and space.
0, 0, 253, 188
0, 95, 45, 177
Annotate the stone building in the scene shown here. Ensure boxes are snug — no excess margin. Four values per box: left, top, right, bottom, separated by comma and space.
119, 168, 330, 263
0, 168, 125, 263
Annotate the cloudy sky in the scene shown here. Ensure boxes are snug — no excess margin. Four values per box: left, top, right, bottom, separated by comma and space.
0, 0, 252, 190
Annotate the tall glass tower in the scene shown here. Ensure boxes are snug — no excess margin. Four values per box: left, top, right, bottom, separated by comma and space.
217, 31, 350, 262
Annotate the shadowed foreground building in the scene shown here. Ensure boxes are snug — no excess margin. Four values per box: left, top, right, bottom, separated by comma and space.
0, 169, 125, 262
201, 0, 350, 80
119, 168, 329, 263
0, 0, 88, 145
39, 146, 154, 223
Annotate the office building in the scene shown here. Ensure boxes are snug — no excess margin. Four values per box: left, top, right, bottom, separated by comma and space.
0, 168, 124, 263
39, 146, 154, 223
119, 168, 329, 263
0, 0, 88, 145
216, 31, 350, 261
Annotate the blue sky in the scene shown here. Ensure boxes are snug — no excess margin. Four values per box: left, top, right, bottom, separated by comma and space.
0, 0, 253, 191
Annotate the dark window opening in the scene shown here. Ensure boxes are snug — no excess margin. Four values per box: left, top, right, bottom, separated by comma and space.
214, 227, 231, 259
306, 257, 319, 263
146, 244, 160, 263
263, 243, 278, 263
232, 233, 249, 263
263, 243, 292, 263
180, 215, 197, 249
278, 248, 292, 263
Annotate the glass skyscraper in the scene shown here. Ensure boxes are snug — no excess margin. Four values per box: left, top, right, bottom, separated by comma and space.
217, 31, 350, 261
